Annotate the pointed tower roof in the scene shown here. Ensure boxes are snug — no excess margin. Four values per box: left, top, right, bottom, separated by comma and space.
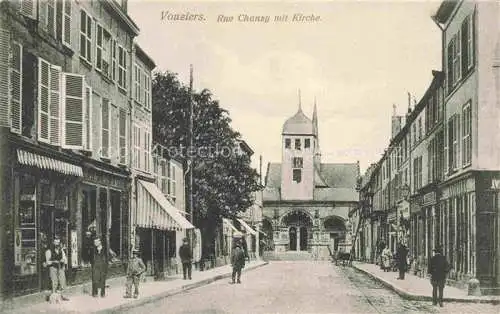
282, 91, 314, 135
312, 97, 318, 136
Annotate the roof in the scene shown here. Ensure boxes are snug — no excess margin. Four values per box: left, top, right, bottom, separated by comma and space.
433, 0, 459, 24
135, 44, 156, 70
282, 107, 314, 135
263, 162, 359, 202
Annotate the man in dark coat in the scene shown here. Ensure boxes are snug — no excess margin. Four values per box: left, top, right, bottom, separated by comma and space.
396, 242, 409, 280
231, 242, 246, 284
179, 238, 192, 280
91, 237, 108, 297
428, 246, 450, 307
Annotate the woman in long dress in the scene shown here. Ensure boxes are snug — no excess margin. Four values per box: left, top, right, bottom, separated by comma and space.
382, 246, 392, 272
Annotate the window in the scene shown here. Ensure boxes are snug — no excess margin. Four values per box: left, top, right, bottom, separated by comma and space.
83, 84, 92, 151
461, 14, 474, 74
112, 40, 117, 81
292, 157, 303, 168
46, 0, 56, 37
134, 64, 142, 103
143, 70, 151, 110
447, 33, 461, 93
160, 159, 167, 194
62, 0, 72, 47
462, 102, 472, 166
285, 138, 291, 149
418, 118, 422, 141
133, 124, 141, 169
119, 108, 127, 164
304, 138, 310, 149
118, 46, 127, 90
412, 124, 416, 146
295, 138, 301, 150
96, 25, 112, 77
413, 156, 422, 191
80, 10, 92, 63
292, 169, 302, 183
448, 114, 460, 172
168, 162, 177, 202
10, 42, 22, 134
20, 0, 37, 19
101, 99, 110, 158
143, 129, 151, 172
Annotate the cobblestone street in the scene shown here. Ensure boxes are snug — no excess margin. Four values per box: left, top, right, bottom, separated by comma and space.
122, 261, 499, 314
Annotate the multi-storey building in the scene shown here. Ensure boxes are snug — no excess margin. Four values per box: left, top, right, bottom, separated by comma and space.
0, 0, 142, 297
433, 0, 500, 291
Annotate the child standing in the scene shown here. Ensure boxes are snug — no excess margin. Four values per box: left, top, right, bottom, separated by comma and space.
124, 249, 146, 299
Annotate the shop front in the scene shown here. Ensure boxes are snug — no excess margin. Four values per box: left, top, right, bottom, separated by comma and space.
6, 148, 83, 297
135, 180, 195, 278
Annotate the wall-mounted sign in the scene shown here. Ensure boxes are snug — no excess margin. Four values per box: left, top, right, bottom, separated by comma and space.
422, 192, 436, 206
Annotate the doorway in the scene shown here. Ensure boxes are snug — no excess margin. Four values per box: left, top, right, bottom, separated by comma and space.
299, 227, 308, 251
289, 227, 297, 251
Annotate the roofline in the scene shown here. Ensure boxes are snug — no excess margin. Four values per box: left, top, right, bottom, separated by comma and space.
433, 0, 460, 24
135, 44, 156, 70
281, 133, 317, 136
102, 0, 140, 36
238, 140, 254, 156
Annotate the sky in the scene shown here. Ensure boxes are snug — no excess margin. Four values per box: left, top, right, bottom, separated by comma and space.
128, 0, 442, 175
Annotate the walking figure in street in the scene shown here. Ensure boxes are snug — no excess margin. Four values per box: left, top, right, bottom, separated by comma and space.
428, 246, 450, 307
381, 245, 392, 272
179, 237, 192, 280
231, 241, 246, 284
44, 236, 69, 302
396, 242, 409, 280
91, 237, 108, 297
124, 248, 146, 299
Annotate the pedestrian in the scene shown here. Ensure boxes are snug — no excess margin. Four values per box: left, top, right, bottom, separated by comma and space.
91, 237, 108, 297
230, 241, 246, 284
179, 237, 192, 280
381, 245, 392, 272
44, 236, 69, 301
396, 242, 409, 280
428, 246, 450, 307
124, 248, 146, 299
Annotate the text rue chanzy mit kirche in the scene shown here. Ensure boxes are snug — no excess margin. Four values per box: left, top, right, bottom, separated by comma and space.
160, 11, 321, 23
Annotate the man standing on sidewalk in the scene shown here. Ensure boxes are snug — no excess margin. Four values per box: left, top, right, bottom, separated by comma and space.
231, 242, 246, 284
428, 246, 450, 307
91, 237, 108, 297
179, 238, 192, 280
396, 242, 409, 280
44, 236, 69, 301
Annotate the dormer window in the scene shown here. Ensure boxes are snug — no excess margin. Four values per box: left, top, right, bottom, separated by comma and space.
285, 138, 291, 149
304, 139, 310, 149
295, 139, 301, 150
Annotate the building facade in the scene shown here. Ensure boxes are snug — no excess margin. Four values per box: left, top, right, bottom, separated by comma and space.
0, 0, 142, 297
263, 103, 359, 260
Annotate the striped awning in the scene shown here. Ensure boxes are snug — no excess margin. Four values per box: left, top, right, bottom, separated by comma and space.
136, 180, 194, 231
17, 149, 83, 177
236, 218, 257, 235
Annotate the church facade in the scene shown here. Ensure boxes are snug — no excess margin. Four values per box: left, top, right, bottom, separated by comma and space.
262, 103, 360, 260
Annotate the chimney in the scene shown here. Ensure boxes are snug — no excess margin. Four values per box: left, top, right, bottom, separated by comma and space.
121, 0, 128, 12
391, 104, 402, 139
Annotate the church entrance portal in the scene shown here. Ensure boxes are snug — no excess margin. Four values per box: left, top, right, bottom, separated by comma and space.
282, 210, 312, 252
299, 227, 308, 251
289, 227, 297, 250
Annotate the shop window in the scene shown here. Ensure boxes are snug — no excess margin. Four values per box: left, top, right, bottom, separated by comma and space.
15, 174, 37, 276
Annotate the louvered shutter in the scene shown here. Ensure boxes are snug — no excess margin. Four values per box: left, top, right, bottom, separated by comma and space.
101, 99, 110, 157
110, 104, 117, 160
39, 1, 47, 31
119, 108, 126, 164
112, 40, 117, 81
38, 58, 50, 143
49, 65, 61, 145
10, 43, 22, 134
20, 0, 36, 19
0, 30, 10, 127
62, 0, 72, 47
83, 84, 92, 151
62, 73, 84, 149
47, 0, 56, 37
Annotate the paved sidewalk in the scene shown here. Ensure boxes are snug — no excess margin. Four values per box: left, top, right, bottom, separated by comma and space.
5, 260, 268, 314
352, 262, 500, 304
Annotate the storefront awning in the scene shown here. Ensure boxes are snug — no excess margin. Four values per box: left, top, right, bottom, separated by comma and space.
223, 218, 239, 233
236, 218, 257, 235
137, 180, 195, 230
17, 149, 83, 177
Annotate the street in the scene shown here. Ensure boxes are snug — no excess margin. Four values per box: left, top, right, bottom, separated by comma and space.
122, 261, 498, 314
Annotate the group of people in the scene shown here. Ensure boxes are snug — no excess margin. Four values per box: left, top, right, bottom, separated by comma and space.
376, 240, 451, 307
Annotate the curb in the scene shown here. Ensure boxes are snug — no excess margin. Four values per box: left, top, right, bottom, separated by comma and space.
351, 264, 500, 305
99, 262, 269, 313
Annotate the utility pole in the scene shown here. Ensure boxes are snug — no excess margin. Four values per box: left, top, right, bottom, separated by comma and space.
189, 65, 194, 225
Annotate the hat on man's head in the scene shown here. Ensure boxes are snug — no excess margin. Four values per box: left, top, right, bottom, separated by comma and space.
183, 237, 188, 242
433, 245, 443, 253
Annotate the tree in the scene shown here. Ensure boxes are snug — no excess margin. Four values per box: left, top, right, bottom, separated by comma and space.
152, 71, 261, 257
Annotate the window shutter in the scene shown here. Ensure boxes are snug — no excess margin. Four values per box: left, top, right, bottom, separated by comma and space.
49, 65, 61, 145
62, 0, 72, 47
20, 0, 36, 19
0, 30, 10, 128
110, 104, 118, 161
38, 58, 50, 143
83, 84, 92, 151
39, 1, 47, 31
112, 40, 117, 81
119, 108, 127, 164
47, 0, 56, 37
101, 99, 110, 157
61, 73, 84, 149
10, 43, 22, 134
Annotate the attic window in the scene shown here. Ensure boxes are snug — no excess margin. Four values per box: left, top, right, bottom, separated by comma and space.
295, 139, 301, 150
285, 138, 291, 149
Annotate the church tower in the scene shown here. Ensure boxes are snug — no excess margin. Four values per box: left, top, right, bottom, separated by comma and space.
281, 93, 317, 200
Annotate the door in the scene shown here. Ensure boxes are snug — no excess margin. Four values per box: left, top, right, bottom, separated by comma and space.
299, 227, 307, 251
289, 227, 297, 251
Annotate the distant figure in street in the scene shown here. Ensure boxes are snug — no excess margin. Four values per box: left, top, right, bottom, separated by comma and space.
396, 242, 409, 280
91, 237, 108, 297
44, 236, 69, 301
179, 238, 192, 280
381, 245, 392, 272
428, 246, 450, 307
124, 249, 146, 299
231, 242, 246, 284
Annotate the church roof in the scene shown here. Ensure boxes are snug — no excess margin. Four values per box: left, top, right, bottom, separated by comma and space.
282, 108, 314, 135
263, 162, 359, 202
